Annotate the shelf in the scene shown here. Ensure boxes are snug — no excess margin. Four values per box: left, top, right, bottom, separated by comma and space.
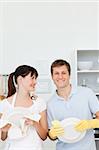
95, 138, 99, 141
76, 49, 99, 93
76, 49, 99, 99
77, 70, 99, 73
77, 49, 99, 51
96, 93, 99, 96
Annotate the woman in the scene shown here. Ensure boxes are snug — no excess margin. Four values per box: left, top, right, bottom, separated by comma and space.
0, 65, 48, 150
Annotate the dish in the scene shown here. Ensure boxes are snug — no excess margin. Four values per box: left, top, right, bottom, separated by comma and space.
24, 113, 41, 122
0, 119, 9, 128
8, 112, 25, 127
7, 108, 31, 126
77, 61, 93, 70
58, 117, 86, 143
8, 125, 27, 140
8, 111, 41, 126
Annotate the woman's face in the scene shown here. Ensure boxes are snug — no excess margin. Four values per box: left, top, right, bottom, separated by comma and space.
19, 73, 37, 92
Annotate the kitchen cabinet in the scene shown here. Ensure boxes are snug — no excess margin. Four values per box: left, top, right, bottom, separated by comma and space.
75, 49, 99, 96
75, 49, 99, 145
95, 139, 99, 150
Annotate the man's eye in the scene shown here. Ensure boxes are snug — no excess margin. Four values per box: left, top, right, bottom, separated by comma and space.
62, 72, 66, 74
55, 72, 59, 75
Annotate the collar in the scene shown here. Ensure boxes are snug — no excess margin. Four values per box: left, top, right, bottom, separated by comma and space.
55, 85, 78, 100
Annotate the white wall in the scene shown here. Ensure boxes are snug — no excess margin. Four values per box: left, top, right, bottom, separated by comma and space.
97, 2, 99, 48
0, 1, 99, 150
0, 4, 4, 73
0, 1, 98, 74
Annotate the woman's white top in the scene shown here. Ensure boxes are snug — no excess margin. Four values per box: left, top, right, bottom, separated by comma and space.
0, 93, 46, 150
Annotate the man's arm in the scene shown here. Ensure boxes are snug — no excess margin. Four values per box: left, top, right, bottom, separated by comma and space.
75, 111, 99, 132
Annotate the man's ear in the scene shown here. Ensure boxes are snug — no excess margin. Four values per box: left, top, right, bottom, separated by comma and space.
51, 76, 54, 81
51, 74, 53, 79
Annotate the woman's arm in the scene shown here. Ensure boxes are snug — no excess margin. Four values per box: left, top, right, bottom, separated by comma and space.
25, 110, 48, 140
1, 124, 11, 141
34, 110, 48, 140
0, 113, 11, 140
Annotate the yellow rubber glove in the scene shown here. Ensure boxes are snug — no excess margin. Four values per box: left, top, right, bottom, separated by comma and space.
49, 120, 64, 139
75, 119, 99, 132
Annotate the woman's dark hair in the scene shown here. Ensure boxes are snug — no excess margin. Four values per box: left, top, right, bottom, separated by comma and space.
7, 65, 38, 97
51, 59, 71, 75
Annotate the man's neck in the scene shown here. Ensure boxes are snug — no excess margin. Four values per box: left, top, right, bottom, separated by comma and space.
57, 84, 71, 100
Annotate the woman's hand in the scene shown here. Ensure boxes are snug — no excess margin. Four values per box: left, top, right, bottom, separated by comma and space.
0, 123, 12, 140
24, 118, 34, 126
24, 111, 48, 140
1, 123, 11, 132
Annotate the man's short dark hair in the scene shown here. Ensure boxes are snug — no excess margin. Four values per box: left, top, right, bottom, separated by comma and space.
51, 59, 71, 75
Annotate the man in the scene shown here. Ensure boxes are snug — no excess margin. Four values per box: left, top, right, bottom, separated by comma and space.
47, 59, 99, 150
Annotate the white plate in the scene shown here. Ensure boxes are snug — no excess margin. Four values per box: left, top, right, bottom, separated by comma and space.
58, 117, 86, 143
8, 125, 27, 140
8, 111, 41, 126
24, 113, 41, 122
8, 112, 25, 127
7, 108, 31, 126
0, 119, 9, 128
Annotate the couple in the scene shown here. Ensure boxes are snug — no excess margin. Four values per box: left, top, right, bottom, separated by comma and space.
0, 59, 99, 150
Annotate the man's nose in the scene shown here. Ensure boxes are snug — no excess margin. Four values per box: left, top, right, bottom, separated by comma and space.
58, 74, 63, 79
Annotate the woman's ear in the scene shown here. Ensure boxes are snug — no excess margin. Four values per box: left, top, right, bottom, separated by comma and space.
17, 76, 23, 84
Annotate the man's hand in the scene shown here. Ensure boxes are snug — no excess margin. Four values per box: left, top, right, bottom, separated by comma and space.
49, 120, 64, 139
75, 119, 99, 132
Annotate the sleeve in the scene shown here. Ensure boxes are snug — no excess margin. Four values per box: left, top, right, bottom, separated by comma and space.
88, 89, 99, 114
38, 98, 46, 113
